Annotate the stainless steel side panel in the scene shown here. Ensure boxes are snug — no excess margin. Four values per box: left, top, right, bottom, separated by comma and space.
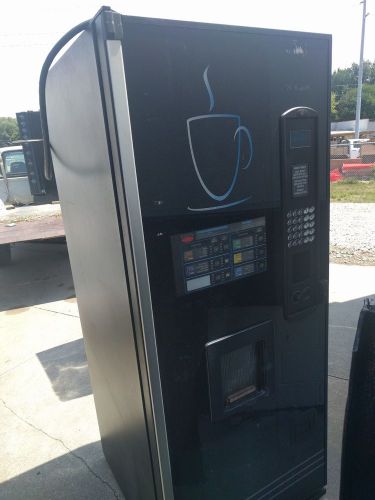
106, 39, 174, 500
45, 30, 156, 500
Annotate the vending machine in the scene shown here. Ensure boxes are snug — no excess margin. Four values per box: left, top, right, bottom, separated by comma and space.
16, 110, 58, 202
44, 8, 330, 500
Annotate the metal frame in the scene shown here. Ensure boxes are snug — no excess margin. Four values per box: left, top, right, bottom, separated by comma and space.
104, 38, 174, 500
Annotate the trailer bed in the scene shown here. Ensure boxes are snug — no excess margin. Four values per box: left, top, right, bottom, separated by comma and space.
0, 204, 65, 263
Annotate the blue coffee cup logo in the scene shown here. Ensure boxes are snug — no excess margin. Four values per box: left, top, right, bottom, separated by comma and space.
187, 67, 253, 211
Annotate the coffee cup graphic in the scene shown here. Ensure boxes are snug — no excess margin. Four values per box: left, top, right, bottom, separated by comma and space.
186, 67, 253, 211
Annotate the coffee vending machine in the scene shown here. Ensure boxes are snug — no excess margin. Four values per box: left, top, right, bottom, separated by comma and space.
45, 8, 330, 500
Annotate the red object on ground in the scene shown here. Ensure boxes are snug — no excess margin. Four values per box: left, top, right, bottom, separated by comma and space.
330, 168, 344, 182
342, 163, 373, 173
181, 234, 194, 244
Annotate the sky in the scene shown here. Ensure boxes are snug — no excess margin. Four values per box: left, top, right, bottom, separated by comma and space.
0, 0, 374, 117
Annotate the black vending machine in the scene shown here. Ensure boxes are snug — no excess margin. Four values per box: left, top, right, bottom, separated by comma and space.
45, 8, 330, 500
16, 110, 58, 202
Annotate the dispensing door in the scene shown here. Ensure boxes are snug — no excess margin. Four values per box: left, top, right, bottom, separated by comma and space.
280, 107, 319, 318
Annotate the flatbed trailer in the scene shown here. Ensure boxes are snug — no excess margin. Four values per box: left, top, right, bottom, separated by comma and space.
0, 204, 65, 264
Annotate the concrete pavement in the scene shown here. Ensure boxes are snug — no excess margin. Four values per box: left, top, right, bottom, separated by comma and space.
0, 243, 124, 500
1, 242, 374, 499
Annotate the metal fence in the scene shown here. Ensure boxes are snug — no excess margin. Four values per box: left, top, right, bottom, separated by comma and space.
330, 142, 375, 183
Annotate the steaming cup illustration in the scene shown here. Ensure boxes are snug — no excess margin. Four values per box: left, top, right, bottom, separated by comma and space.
187, 113, 253, 202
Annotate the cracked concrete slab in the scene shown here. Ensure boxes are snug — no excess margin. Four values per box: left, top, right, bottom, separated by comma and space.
0, 303, 124, 500
0, 241, 124, 500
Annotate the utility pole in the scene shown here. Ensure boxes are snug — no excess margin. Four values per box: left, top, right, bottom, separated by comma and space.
354, 0, 369, 140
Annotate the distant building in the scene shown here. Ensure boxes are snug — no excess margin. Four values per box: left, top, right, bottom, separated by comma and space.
331, 119, 375, 140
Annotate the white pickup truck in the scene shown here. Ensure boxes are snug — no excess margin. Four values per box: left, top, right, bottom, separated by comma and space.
0, 145, 33, 205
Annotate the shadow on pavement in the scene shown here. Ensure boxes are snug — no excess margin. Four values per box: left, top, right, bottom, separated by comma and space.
0, 241, 74, 311
37, 338, 91, 401
0, 441, 124, 500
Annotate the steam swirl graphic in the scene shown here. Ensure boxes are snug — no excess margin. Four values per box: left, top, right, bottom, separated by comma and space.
203, 66, 215, 113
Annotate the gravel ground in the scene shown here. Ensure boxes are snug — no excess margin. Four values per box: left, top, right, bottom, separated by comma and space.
0, 203, 61, 223
330, 202, 375, 265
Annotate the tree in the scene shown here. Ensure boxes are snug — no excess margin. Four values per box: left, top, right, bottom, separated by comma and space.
335, 84, 375, 121
0, 117, 19, 144
332, 61, 375, 98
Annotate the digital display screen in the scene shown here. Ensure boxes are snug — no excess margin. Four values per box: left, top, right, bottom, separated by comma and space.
291, 164, 309, 197
171, 217, 267, 295
290, 129, 311, 149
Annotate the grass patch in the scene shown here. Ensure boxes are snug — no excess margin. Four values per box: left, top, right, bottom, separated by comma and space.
330, 179, 375, 202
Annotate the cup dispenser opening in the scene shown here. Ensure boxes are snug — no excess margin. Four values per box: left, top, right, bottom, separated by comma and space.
206, 320, 274, 421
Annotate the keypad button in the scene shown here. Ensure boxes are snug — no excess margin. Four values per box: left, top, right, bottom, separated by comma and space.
287, 219, 292, 226
288, 242, 293, 248
303, 215, 309, 222
292, 218, 298, 224
288, 234, 293, 241
309, 214, 315, 221
309, 206, 315, 213
292, 210, 297, 216
287, 226, 293, 233
304, 238, 309, 244
297, 209, 303, 215
287, 211, 292, 218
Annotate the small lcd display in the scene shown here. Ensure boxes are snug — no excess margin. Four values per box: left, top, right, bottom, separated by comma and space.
171, 217, 267, 295
290, 129, 311, 149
